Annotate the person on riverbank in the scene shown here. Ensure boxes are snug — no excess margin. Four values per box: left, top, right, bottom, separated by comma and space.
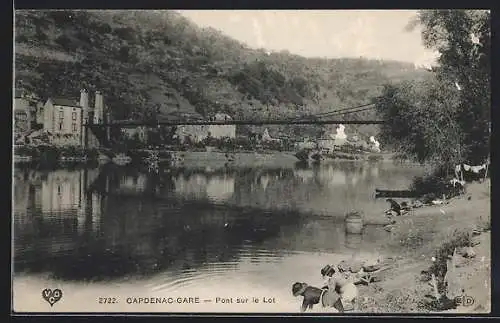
338, 260, 385, 289
321, 264, 359, 312
292, 282, 339, 312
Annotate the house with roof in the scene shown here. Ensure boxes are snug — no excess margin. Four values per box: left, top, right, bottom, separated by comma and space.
175, 112, 236, 144
208, 113, 236, 139
122, 126, 149, 143
41, 96, 83, 146
40, 89, 107, 147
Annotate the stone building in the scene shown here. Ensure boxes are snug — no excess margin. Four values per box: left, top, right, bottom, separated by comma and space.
41, 96, 83, 146
14, 90, 36, 134
175, 113, 236, 143
122, 126, 149, 143
208, 113, 236, 139
39, 89, 107, 147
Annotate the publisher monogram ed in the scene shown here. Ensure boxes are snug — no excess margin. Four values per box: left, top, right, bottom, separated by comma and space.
455, 294, 474, 307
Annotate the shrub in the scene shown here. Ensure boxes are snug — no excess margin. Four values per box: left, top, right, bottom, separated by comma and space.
428, 230, 473, 293
410, 172, 452, 200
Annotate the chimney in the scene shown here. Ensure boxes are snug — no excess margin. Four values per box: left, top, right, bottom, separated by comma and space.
80, 89, 89, 122
94, 91, 104, 124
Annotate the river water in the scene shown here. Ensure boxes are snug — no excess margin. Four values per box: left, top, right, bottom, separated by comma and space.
12, 160, 426, 313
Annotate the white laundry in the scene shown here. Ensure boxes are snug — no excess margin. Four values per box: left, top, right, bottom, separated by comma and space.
470, 164, 486, 173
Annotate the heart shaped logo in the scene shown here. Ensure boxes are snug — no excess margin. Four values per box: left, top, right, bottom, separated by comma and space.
42, 288, 63, 306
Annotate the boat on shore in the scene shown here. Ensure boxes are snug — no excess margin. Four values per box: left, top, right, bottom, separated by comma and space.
374, 188, 420, 199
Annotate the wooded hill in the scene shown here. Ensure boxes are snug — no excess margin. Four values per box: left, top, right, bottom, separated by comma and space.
14, 10, 430, 140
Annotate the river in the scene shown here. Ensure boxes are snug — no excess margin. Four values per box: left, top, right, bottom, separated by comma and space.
12, 160, 426, 313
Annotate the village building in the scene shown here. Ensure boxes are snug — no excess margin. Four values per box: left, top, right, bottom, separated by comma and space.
295, 138, 317, 150
122, 126, 149, 143
316, 126, 349, 153
208, 113, 236, 139
317, 137, 336, 153
14, 90, 37, 134
175, 113, 236, 143
175, 125, 210, 143
261, 128, 281, 144
41, 97, 83, 146
38, 89, 107, 147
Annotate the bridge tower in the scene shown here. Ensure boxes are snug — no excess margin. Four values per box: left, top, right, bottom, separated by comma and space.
94, 91, 104, 125
80, 89, 89, 147
81, 89, 108, 149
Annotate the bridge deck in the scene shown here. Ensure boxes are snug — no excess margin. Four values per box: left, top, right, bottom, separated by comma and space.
86, 119, 385, 127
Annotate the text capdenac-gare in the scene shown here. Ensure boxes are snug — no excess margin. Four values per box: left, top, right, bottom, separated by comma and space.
126, 297, 200, 304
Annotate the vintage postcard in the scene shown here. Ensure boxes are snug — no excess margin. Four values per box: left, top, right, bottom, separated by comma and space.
12, 9, 491, 314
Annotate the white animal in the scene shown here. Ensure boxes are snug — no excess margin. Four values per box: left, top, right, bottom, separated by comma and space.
449, 178, 465, 187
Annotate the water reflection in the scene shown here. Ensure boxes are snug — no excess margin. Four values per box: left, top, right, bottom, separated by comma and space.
13, 161, 425, 286
174, 173, 235, 202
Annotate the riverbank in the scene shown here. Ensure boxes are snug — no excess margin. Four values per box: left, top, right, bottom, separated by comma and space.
13, 145, 99, 165
295, 147, 393, 163
15, 144, 393, 169
171, 150, 299, 169
170, 149, 395, 169
357, 179, 491, 313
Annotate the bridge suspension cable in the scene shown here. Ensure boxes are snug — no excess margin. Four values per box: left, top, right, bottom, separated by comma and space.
291, 101, 377, 122
319, 105, 376, 117
312, 102, 376, 117
288, 103, 376, 122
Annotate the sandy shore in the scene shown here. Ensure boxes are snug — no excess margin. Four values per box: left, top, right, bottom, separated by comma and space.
356, 179, 491, 313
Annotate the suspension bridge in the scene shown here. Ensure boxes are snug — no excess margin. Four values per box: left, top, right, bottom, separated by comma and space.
84, 102, 384, 147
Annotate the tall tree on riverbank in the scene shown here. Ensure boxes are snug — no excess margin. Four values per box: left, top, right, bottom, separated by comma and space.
375, 10, 490, 170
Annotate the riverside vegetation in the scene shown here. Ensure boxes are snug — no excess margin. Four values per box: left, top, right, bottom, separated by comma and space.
363, 10, 491, 312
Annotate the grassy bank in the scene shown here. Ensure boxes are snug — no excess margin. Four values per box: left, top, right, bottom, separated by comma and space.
357, 179, 491, 313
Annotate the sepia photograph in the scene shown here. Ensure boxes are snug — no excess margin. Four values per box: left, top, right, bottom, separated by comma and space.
12, 9, 490, 314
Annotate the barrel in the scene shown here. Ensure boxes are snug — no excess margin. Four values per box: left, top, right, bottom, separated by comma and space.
344, 233, 362, 250
345, 211, 364, 234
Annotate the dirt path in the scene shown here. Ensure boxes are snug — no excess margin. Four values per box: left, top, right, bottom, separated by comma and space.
357, 180, 491, 313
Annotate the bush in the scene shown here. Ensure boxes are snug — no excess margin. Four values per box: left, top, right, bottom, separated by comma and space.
410, 174, 449, 197
428, 230, 473, 293
368, 154, 384, 162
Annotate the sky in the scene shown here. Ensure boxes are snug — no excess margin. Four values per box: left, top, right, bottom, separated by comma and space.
179, 10, 440, 68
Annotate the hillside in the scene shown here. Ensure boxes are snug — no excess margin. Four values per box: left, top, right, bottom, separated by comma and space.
14, 10, 431, 140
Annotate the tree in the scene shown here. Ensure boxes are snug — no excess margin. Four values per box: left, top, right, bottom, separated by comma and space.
377, 10, 490, 170
416, 10, 490, 163
375, 77, 463, 170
